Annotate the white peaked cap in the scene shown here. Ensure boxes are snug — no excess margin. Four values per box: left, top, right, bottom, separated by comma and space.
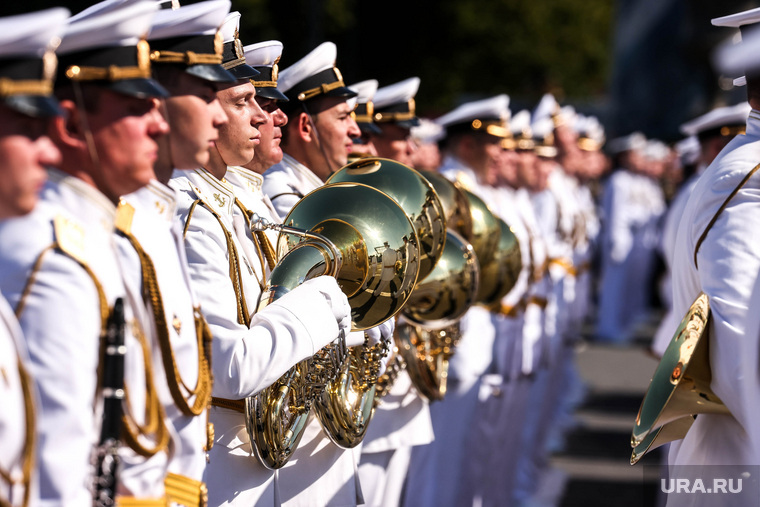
510, 109, 532, 136
219, 11, 241, 43
374, 77, 420, 109
149, 0, 230, 40
70, 0, 137, 23
278, 41, 337, 94
714, 23, 760, 77
436, 94, 510, 127
607, 131, 646, 154
531, 116, 554, 139
680, 102, 750, 137
559, 105, 578, 129
411, 118, 445, 144
244, 40, 283, 67
643, 139, 669, 161
676, 135, 701, 166
0, 7, 70, 58
712, 7, 760, 27
347, 79, 378, 109
532, 93, 559, 124
59, 1, 159, 54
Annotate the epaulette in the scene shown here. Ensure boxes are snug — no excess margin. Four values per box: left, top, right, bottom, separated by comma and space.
115, 200, 136, 235
53, 214, 86, 265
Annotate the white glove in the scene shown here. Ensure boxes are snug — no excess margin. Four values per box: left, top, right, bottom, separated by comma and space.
346, 318, 396, 347
297, 276, 352, 338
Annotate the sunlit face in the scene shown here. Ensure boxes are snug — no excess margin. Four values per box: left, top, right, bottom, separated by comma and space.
497, 148, 519, 187
0, 105, 60, 218
373, 123, 415, 166
309, 97, 361, 180
214, 80, 266, 167
86, 89, 168, 200
247, 95, 287, 173
350, 130, 377, 158
473, 136, 503, 179
410, 141, 440, 172
515, 149, 539, 190
162, 73, 228, 170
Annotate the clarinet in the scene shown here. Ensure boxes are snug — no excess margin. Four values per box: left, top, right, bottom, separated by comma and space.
92, 297, 126, 507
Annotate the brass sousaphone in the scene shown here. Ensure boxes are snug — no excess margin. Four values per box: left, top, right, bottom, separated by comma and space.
630, 292, 729, 464
318, 158, 445, 447
245, 182, 419, 468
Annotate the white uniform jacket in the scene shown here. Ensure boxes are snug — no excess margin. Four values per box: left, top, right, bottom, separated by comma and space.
116, 180, 210, 484
257, 159, 366, 506
0, 169, 164, 504
668, 109, 760, 480
170, 168, 352, 506
262, 154, 324, 220
0, 293, 37, 507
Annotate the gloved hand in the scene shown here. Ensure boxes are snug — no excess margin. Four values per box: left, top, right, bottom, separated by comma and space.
298, 276, 352, 339
345, 318, 396, 347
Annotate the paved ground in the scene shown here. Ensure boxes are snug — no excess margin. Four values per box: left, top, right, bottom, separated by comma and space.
547, 312, 667, 506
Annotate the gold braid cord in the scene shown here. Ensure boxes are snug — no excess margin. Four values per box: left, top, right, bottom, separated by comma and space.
0, 360, 36, 507
121, 321, 171, 458
234, 198, 276, 272
118, 230, 212, 417
183, 199, 250, 327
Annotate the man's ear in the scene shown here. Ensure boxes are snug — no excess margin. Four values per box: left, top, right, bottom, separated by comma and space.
48, 99, 86, 150
297, 111, 314, 143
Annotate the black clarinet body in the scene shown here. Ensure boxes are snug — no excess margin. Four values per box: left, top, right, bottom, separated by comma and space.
92, 297, 126, 507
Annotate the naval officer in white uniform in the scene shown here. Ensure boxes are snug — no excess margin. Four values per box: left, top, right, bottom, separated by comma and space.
0, 9, 68, 506
355, 76, 435, 507
661, 9, 760, 507
0, 2, 175, 504
115, 3, 237, 505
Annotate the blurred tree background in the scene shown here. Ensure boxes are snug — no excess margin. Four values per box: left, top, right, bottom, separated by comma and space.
3, 0, 757, 140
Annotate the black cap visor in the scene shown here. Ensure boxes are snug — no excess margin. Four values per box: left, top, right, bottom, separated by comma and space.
5, 95, 62, 118
186, 63, 237, 83
359, 121, 382, 135
227, 63, 260, 80
255, 86, 289, 102
108, 77, 170, 99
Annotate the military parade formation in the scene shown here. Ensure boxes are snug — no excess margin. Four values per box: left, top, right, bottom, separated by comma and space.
3, 1, 760, 507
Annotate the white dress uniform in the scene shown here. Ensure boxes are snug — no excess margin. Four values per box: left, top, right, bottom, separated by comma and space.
263, 157, 374, 505
116, 181, 211, 498
667, 110, 760, 491
170, 168, 356, 506
226, 165, 361, 507
0, 169, 165, 504
404, 156, 497, 507
262, 153, 324, 219
455, 183, 534, 506
651, 170, 702, 356
0, 294, 37, 507
596, 168, 664, 342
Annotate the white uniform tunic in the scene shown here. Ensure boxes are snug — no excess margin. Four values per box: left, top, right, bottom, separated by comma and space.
0, 293, 37, 507
405, 157, 497, 507
116, 181, 209, 485
0, 168, 163, 504
171, 168, 356, 506
226, 164, 360, 507
597, 169, 665, 342
263, 154, 375, 506
651, 170, 702, 356
667, 111, 760, 501
262, 154, 324, 220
